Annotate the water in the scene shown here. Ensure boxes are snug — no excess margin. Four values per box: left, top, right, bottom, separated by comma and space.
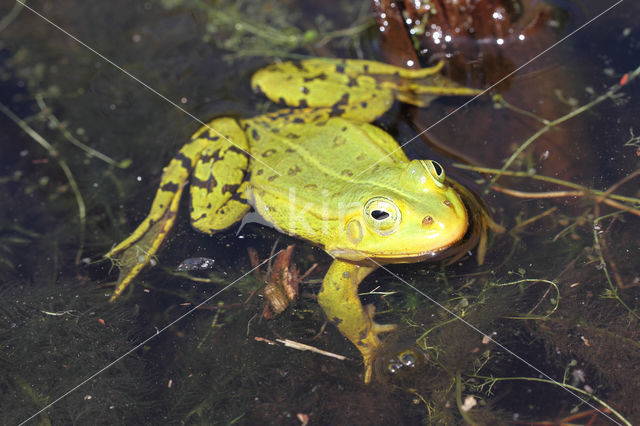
1, 0, 639, 424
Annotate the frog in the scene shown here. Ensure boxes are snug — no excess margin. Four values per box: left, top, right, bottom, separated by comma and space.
106, 58, 491, 383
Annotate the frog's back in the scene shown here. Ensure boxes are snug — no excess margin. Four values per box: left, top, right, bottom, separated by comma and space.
242, 113, 409, 198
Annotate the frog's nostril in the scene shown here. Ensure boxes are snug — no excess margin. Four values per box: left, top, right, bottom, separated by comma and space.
422, 216, 433, 227
443, 200, 452, 208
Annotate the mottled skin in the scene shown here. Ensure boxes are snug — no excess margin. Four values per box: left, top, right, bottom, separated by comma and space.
106, 58, 481, 383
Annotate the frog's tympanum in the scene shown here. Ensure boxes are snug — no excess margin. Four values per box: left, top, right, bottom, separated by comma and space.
106, 58, 488, 383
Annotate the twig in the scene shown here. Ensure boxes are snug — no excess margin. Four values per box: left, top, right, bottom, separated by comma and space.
455, 165, 640, 217
254, 336, 347, 360
492, 186, 583, 199
276, 338, 347, 360
510, 207, 558, 233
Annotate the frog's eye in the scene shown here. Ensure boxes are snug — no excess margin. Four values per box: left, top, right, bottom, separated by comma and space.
363, 197, 401, 235
424, 160, 446, 187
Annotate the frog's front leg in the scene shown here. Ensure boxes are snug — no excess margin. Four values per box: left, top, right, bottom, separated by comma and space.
318, 260, 396, 383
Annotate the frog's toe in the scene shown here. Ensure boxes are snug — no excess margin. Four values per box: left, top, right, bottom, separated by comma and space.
364, 304, 397, 335
362, 352, 375, 384
358, 304, 397, 383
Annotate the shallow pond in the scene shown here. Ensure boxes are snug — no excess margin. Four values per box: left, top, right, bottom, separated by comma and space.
1, 0, 639, 424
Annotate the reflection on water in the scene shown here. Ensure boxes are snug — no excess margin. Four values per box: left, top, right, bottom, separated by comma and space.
1, 0, 639, 424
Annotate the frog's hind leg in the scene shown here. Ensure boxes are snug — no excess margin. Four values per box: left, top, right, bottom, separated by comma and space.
251, 59, 481, 122
189, 117, 251, 233
105, 119, 247, 301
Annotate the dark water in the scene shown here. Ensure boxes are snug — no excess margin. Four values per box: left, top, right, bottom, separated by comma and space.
1, 0, 639, 424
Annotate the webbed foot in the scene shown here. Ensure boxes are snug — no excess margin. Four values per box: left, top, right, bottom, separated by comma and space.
360, 304, 397, 383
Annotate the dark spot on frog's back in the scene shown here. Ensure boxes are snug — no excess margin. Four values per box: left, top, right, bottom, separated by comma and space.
251, 128, 260, 141
199, 153, 213, 164
292, 117, 305, 124
298, 99, 309, 108
303, 72, 327, 83
221, 184, 239, 194
288, 166, 301, 176
204, 132, 220, 141
161, 182, 180, 193
227, 146, 250, 158
347, 76, 358, 87
173, 152, 192, 170
335, 64, 345, 74
262, 148, 277, 157
304, 183, 317, 190
192, 213, 207, 222
332, 317, 343, 326
331, 136, 346, 147
301, 86, 309, 94
341, 170, 353, 177
329, 93, 350, 117
291, 60, 305, 70
268, 175, 278, 182
210, 149, 223, 162
192, 175, 217, 190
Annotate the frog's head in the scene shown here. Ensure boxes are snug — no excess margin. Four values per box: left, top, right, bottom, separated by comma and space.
327, 160, 468, 263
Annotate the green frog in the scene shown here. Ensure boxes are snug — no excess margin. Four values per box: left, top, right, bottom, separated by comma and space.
106, 58, 490, 383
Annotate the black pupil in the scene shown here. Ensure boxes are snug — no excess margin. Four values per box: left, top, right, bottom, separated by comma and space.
371, 210, 390, 220
432, 161, 443, 176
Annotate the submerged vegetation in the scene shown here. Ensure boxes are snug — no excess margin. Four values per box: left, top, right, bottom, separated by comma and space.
1, 0, 639, 424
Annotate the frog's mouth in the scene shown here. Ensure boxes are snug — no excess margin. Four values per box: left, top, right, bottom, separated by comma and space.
328, 244, 458, 263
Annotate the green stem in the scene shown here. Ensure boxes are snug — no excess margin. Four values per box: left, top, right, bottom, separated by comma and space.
35, 94, 130, 168
454, 164, 640, 205
456, 370, 477, 425
486, 63, 640, 191
0, 0, 24, 33
0, 101, 86, 264
592, 213, 640, 320
474, 375, 631, 425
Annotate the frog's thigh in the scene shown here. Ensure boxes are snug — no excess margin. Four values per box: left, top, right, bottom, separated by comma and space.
318, 260, 396, 383
106, 135, 211, 258
190, 117, 250, 233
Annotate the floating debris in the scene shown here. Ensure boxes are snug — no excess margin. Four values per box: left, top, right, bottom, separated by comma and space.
175, 257, 216, 272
